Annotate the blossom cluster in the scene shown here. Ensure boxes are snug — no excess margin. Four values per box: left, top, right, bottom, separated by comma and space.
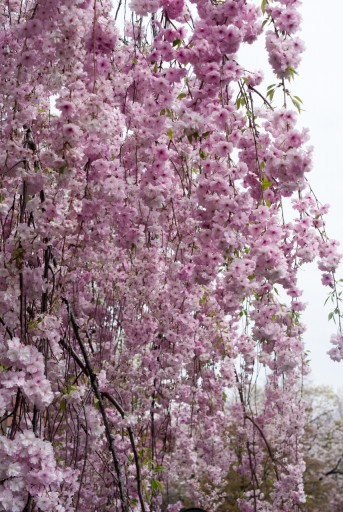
0, 338, 54, 414
0, 431, 78, 512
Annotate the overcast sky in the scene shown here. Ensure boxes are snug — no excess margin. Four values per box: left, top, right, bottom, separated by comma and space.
296, 0, 343, 391
240, 0, 343, 391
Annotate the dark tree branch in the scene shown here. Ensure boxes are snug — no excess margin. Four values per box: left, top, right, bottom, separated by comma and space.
324, 455, 343, 477
62, 298, 130, 512
59, 329, 147, 512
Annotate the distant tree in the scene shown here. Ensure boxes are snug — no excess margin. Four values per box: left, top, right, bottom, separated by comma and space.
302, 387, 343, 511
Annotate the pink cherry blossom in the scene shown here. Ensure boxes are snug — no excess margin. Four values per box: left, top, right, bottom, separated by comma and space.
0, 0, 340, 510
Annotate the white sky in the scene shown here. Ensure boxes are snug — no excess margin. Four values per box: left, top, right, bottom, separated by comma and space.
296, 0, 343, 391
239, 0, 343, 391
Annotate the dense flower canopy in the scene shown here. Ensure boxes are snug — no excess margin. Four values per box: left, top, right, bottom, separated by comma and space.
0, 0, 341, 511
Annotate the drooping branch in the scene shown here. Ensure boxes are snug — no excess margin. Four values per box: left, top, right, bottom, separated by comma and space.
59, 334, 147, 512
62, 298, 129, 512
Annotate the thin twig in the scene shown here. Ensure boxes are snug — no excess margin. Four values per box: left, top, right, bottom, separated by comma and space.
248, 85, 274, 110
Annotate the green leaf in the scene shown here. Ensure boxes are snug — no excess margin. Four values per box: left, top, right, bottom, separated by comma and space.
199, 294, 207, 305
236, 96, 244, 109
266, 89, 275, 102
187, 132, 199, 143
261, 175, 273, 190
293, 95, 303, 104
167, 128, 173, 140
261, 0, 267, 14
177, 93, 187, 99
66, 384, 78, 395
291, 98, 301, 113
12, 246, 25, 267
172, 39, 181, 48
151, 478, 163, 493
286, 67, 298, 81
153, 465, 165, 473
